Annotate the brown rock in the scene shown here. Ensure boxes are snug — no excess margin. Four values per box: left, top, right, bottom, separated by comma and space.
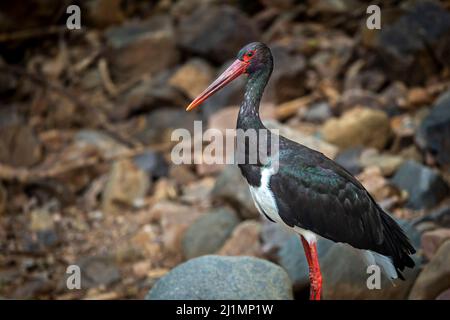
407, 87, 432, 107
322, 107, 391, 150
106, 16, 179, 82
148, 201, 205, 259
359, 149, 404, 176
265, 120, 339, 159
409, 240, 450, 300
218, 220, 262, 257
0, 110, 42, 167
168, 59, 214, 100
357, 166, 398, 202
102, 159, 150, 214
0, 183, 6, 215
436, 288, 450, 300
421, 228, 450, 260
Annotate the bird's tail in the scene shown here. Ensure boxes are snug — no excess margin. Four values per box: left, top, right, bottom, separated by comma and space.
362, 250, 398, 280
377, 212, 416, 280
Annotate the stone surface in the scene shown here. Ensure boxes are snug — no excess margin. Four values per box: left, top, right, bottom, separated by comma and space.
134, 107, 200, 145
321, 107, 391, 150
303, 102, 332, 123
106, 16, 179, 81
74, 130, 129, 158
182, 207, 240, 259
421, 228, 450, 260
211, 165, 259, 219
0, 109, 42, 167
416, 90, 450, 167
265, 45, 306, 103
168, 59, 214, 100
133, 151, 169, 180
265, 120, 339, 159
409, 240, 450, 300
374, 1, 450, 84
0, 182, 6, 215
149, 201, 205, 257
436, 288, 450, 300
102, 159, 150, 214
359, 149, 404, 176
391, 160, 448, 210
177, 5, 258, 64
335, 146, 364, 175
146, 255, 293, 300
75, 256, 121, 288
218, 220, 262, 257
322, 243, 420, 300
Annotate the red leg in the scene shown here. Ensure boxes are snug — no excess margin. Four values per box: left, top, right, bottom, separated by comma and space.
300, 236, 323, 300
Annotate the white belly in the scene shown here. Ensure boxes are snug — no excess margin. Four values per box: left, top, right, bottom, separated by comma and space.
249, 166, 318, 244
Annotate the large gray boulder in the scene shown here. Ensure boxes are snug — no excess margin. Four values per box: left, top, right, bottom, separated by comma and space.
146, 255, 293, 300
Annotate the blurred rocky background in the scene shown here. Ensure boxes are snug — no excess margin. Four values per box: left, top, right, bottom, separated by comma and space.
1, 0, 450, 300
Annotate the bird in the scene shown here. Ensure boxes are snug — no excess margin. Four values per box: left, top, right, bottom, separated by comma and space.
185, 42, 416, 300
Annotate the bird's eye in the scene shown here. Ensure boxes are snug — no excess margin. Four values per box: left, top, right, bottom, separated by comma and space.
247, 52, 253, 57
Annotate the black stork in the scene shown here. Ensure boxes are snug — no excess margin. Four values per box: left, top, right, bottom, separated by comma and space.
186, 42, 416, 300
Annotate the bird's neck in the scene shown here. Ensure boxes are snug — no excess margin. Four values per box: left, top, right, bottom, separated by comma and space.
237, 67, 272, 130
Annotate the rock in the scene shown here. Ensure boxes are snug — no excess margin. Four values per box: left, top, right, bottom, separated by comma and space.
106, 16, 179, 81
85, 0, 124, 28
265, 120, 339, 159
409, 240, 450, 299
180, 177, 215, 205
397, 218, 422, 250
146, 255, 293, 300
0, 182, 6, 215
133, 151, 168, 180
168, 59, 215, 100
177, 5, 258, 64
169, 165, 197, 186
391, 160, 448, 210
135, 107, 200, 145
149, 201, 205, 259
0, 108, 42, 167
418, 206, 450, 229
28, 208, 58, 249
75, 256, 121, 289
339, 89, 383, 111
335, 146, 364, 175
211, 165, 259, 219
218, 220, 262, 257
321, 107, 391, 150
261, 220, 293, 258
74, 130, 129, 158
407, 87, 432, 107
421, 228, 450, 260
416, 90, 450, 167
265, 45, 306, 103
436, 288, 450, 300
303, 102, 332, 123
357, 167, 398, 203
322, 243, 420, 299
182, 207, 240, 259
374, 1, 450, 84
115, 78, 190, 120
359, 149, 405, 176
102, 159, 150, 214
277, 233, 334, 291
12, 275, 53, 299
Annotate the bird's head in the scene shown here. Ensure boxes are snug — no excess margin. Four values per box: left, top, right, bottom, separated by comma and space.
186, 42, 272, 111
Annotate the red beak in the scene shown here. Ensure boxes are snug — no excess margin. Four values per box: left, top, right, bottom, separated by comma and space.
186, 59, 248, 111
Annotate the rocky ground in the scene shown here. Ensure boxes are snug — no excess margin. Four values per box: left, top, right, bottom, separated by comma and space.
1, 0, 450, 300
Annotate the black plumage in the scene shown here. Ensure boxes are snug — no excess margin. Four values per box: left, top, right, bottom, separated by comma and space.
267, 137, 416, 279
